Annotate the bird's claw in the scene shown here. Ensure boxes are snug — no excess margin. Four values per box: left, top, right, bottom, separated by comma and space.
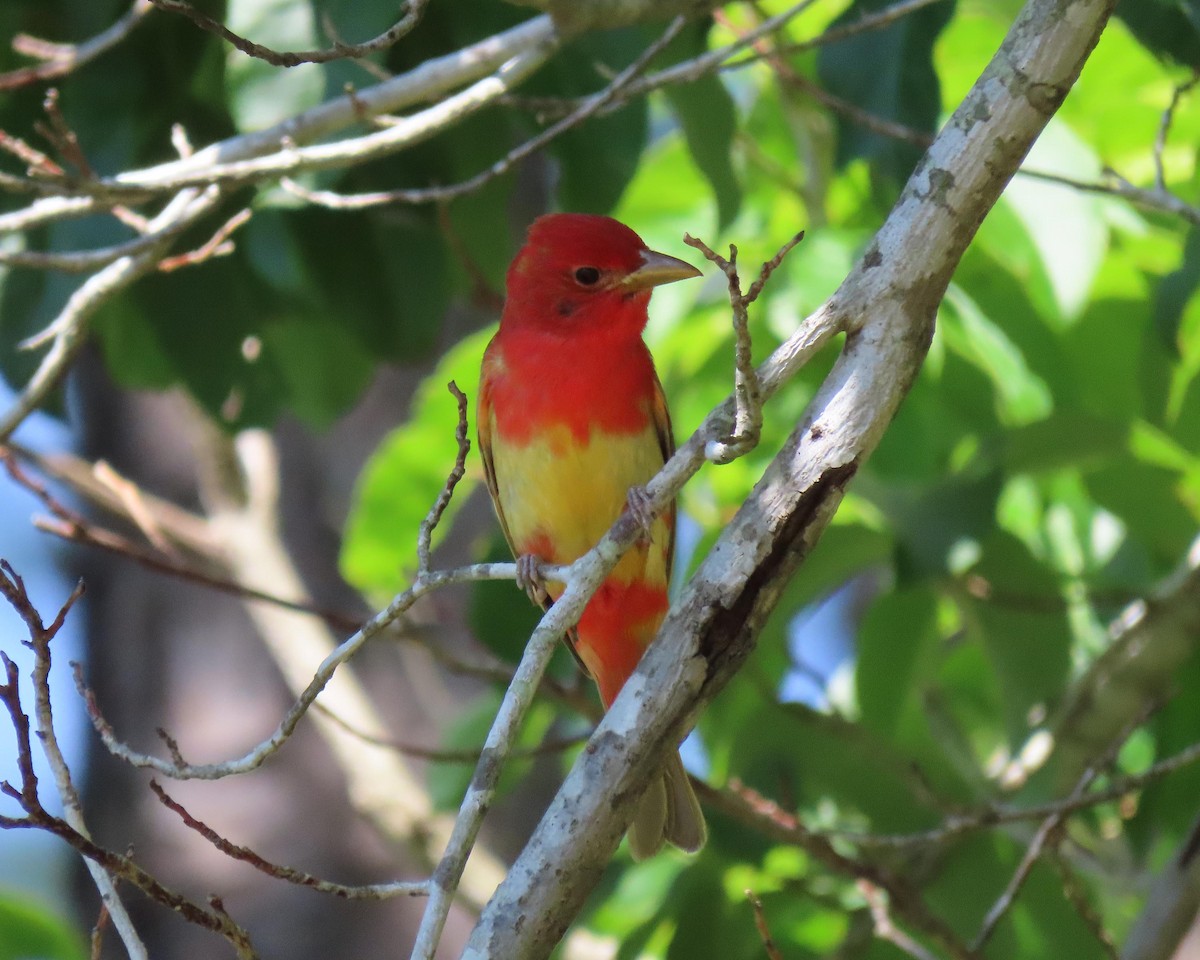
516, 554, 550, 606
626, 485, 656, 541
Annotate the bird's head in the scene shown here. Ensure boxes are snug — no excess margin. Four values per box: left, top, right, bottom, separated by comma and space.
501, 213, 701, 339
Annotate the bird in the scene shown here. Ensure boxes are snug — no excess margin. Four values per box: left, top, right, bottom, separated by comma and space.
477, 213, 706, 860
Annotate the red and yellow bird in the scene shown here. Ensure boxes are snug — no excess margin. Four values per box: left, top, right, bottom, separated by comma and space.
477, 213, 706, 859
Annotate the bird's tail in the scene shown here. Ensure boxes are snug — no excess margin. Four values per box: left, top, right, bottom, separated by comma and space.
627, 748, 707, 860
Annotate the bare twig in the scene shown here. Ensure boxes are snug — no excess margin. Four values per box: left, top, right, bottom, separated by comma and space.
838, 736, 1200, 850
971, 816, 1066, 951
35, 89, 96, 179
0, 186, 221, 444
684, 232, 805, 464
417, 382, 471, 573
970, 709, 1152, 953
0, 449, 364, 631
278, 14, 689, 210
312, 701, 591, 763
747, 891, 784, 960
753, 0, 950, 64
147, 0, 429, 67
1154, 73, 1199, 192
1018, 167, 1200, 228
861, 882, 943, 960
157, 206, 252, 272
89, 902, 110, 960
112, 39, 560, 195
149, 780, 429, 899
0, 1, 153, 92
1046, 849, 1119, 960
696, 780, 975, 960
0, 128, 65, 177
0, 563, 150, 959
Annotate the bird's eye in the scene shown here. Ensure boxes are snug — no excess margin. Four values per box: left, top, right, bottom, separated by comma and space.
573, 266, 601, 286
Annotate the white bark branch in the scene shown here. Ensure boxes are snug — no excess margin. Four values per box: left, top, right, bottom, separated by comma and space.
0, 187, 219, 444
464, 0, 1119, 955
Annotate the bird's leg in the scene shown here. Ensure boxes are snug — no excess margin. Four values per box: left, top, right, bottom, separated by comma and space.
515, 553, 550, 606
625, 485, 657, 544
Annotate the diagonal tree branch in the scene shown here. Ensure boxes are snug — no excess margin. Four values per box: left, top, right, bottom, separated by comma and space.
463, 0, 1120, 955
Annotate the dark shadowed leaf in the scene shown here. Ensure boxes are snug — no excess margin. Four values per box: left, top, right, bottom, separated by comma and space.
1115, 0, 1200, 67
661, 22, 742, 229
816, 0, 956, 183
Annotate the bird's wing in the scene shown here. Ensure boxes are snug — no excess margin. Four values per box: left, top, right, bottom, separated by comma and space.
648, 369, 677, 578
476, 365, 518, 557
478, 353, 591, 675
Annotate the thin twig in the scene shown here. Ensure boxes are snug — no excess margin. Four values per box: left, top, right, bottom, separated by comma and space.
970, 708, 1155, 953
861, 882, 943, 960
149, 780, 430, 899
971, 815, 1066, 951
157, 206, 252, 272
0, 449, 364, 631
1019, 167, 1200, 228
0, 186, 220, 444
279, 14, 689, 210
695, 779, 975, 960
1154, 73, 1199, 192
312, 701, 591, 763
72, 559, 540, 779
112, 39, 560, 195
417, 382, 471, 573
0, 1, 153, 92
838, 737, 1200, 849
35, 89, 96, 179
684, 232, 805, 464
148, 0, 429, 67
0, 563, 151, 960
747, 890, 784, 960
1047, 848, 1119, 960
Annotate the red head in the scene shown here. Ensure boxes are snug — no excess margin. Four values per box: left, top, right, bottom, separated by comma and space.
501, 214, 701, 341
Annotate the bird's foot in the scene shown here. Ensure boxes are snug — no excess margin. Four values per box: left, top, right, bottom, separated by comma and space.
516, 553, 550, 606
626, 485, 657, 542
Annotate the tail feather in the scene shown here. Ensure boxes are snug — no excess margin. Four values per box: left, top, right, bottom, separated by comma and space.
627, 749, 707, 861
662, 749, 706, 853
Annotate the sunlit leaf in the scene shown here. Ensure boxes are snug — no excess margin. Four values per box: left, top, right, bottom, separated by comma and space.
340, 328, 492, 601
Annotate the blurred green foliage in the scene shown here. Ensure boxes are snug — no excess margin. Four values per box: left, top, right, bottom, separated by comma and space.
3, 0, 1199, 955
0, 891, 85, 960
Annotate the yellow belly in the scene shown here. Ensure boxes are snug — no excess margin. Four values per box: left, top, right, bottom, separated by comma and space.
489, 422, 670, 589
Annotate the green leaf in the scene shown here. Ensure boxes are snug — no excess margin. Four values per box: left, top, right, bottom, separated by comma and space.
0, 239, 51, 396
527, 29, 650, 214
468, 537, 545, 669
1000, 121, 1110, 323
1154, 227, 1200, 358
425, 692, 557, 811
340, 327, 492, 601
984, 411, 1129, 475
969, 538, 1072, 744
1127, 650, 1200, 855
1115, 0, 1200, 68
867, 469, 1005, 579
816, 0, 956, 183
280, 208, 449, 363
124, 255, 280, 427
224, 0, 324, 130
0, 892, 85, 960
661, 23, 742, 229
940, 284, 1054, 425
663, 861, 740, 960
856, 587, 938, 736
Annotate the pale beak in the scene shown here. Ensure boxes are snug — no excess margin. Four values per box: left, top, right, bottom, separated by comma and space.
618, 248, 703, 292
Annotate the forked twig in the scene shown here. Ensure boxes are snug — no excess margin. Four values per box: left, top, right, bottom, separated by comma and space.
684, 231, 805, 464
